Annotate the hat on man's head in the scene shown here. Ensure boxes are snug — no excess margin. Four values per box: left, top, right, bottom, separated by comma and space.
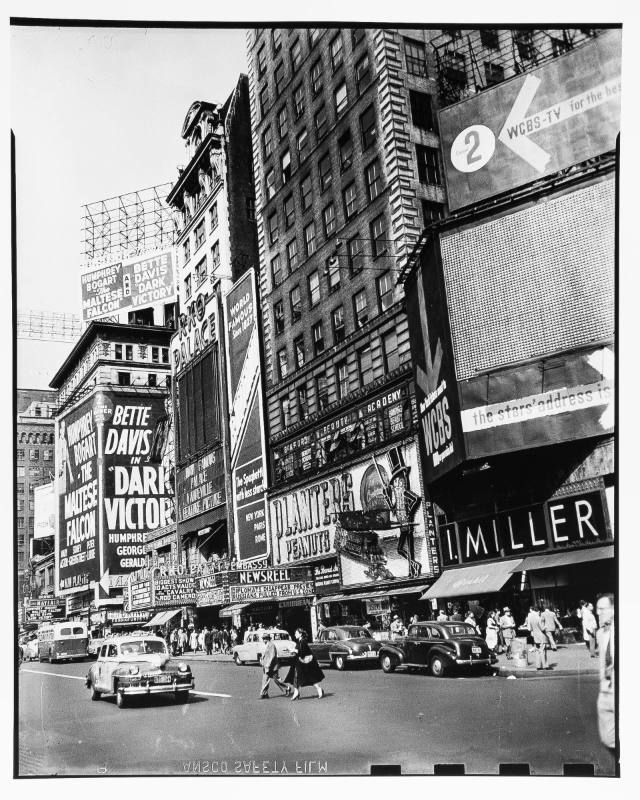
261, 632, 271, 640
503, 607, 510, 612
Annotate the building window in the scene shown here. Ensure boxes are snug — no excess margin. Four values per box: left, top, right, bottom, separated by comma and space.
484, 61, 505, 87
259, 84, 269, 117
304, 221, 316, 257
29, 448, 39, 461
274, 300, 285, 335
280, 397, 291, 427
297, 385, 309, 420
268, 211, 279, 245
290, 38, 302, 72
209, 202, 219, 232
284, 194, 295, 228
422, 200, 444, 226
148, 373, 157, 388
516, 32, 534, 62
16, 448, 25, 460
410, 90, 435, 131
262, 126, 273, 158
278, 348, 289, 380
416, 145, 442, 185
17, 466, 25, 478
277, 106, 288, 139
308, 270, 320, 306
404, 37, 427, 77
330, 33, 344, 71
292, 335, 305, 369
290, 285, 302, 322
343, 182, 357, 219
300, 174, 313, 211
314, 105, 328, 139
183, 238, 190, 264
287, 238, 299, 271
377, 271, 394, 311
311, 59, 323, 95
365, 158, 383, 201
115, 344, 123, 359
360, 105, 376, 150
17, 482, 23, 493
336, 359, 349, 400
332, 305, 345, 342
352, 28, 365, 47
293, 84, 305, 119
347, 235, 363, 275
266, 168, 276, 199
322, 203, 336, 237
371, 214, 387, 257
151, 346, 159, 363
271, 254, 283, 287
162, 347, 169, 364
382, 329, 400, 372
281, 149, 291, 183
34, 405, 42, 417
312, 320, 325, 355
355, 53, 372, 94
318, 153, 332, 192
274, 60, 286, 95
297, 128, 309, 161
334, 82, 348, 116
358, 346, 373, 387
551, 37, 569, 57
353, 289, 369, 327
211, 241, 221, 271
196, 256, 207, 285
118, 372, 131, 386
339, 130, 353, 171
272, 28, 282, 55
326, 256, 341, 293
246, 197, 256, 221
480, 28, 499, 49
28, 466, 39, 478
43, 449, 52, 461
316, 373, 329, 410
309, 28, 321, 47
184, 272, 192, 299
125, 345, 134, 361
257, 43, 267, 76
194, 220, 205, 250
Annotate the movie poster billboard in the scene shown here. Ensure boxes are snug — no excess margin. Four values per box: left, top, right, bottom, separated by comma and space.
224, 269, 269, 563
81, 248, 175, 322
102, 393, 175, 576
55, 397, 100, 594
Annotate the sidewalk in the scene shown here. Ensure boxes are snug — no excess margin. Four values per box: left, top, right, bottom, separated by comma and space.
496, 643, 599, 678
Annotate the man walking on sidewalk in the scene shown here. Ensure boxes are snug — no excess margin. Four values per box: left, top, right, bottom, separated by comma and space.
526, 605, 549, 670
259, 632, 290, 699
595, 594, 615, 751
541, 603, 563, 651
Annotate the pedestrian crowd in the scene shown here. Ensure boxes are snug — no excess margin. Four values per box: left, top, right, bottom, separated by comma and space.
165, 624, 239, 656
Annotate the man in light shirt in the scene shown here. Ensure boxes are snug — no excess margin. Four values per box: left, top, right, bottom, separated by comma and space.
540, 603, 563, 651
595, 594, 615, 751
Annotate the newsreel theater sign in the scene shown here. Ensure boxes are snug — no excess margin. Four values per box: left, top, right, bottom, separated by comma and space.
270, 444, 434, 583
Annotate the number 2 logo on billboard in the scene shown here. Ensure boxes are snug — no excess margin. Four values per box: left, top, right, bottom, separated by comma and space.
450, 125, 495, 173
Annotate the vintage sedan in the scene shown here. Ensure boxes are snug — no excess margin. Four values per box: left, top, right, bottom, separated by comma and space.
378, 622, 497, 677
85, 635, 194, 708
232, 628, 294, 665
310, 626, 382, 670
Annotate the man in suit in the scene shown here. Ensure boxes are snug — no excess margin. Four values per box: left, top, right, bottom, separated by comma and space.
595, 594, 615, 751
259, 632, 290, 699
526, 605, 550, 670
540, 603, 563, 651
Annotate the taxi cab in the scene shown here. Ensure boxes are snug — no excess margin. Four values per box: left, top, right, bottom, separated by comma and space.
232, 628, 294, 665
85, 634, 194, 708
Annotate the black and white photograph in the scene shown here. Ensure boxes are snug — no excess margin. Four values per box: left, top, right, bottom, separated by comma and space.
9, 0, 629, 784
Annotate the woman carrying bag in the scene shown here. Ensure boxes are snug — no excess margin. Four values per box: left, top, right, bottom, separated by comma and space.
284, 628, 325, 700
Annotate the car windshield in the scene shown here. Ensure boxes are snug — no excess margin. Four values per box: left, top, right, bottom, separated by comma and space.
340, 627, 372, 639
446, 624, 478, 637
272, 633, 290, 640
119, 640, 167, 656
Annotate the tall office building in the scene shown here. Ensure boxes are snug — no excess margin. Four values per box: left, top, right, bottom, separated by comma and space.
247, 28, 446, 632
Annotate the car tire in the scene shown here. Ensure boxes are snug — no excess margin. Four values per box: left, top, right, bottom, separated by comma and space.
380, 654, 396, 673
233, 652, 243, 666
116, 689, 127, 709
334, 655, 346, 671
430, 654, 447, 678
90, 683, 101, 701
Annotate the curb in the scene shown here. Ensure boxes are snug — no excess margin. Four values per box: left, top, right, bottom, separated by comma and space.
497, 666, 598, 678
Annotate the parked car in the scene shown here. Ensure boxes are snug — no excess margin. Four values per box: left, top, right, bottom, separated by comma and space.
21, 636, 39, 661
309, 626, 382, 670
378, 621, 497, 677
85, 634, 194, 708
232, 629, 294, 665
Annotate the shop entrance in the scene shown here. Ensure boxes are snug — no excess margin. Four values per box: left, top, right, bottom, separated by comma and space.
278, 604, 312, 636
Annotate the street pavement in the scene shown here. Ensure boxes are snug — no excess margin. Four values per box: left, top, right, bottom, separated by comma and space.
18, 657, 617, 777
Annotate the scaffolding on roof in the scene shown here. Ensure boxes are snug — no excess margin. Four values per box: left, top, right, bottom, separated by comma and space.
17, 310, 82, 342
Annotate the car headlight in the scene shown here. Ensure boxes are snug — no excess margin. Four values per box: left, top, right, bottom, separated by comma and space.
128, 665, 140, 675
178, 662, 189, 673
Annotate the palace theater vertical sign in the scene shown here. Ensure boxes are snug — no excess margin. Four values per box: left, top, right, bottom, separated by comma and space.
224, 270, 269, 562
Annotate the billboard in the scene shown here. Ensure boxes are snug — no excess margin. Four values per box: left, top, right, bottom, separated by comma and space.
81, 248, 175, 322
439, 30, 621, 211
224, 270, 269, 562
56, 397, 100, 593
33, 482, 56, 539
176, 447, 226, 524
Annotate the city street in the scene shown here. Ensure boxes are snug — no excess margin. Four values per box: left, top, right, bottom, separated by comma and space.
18, 658, 616, 777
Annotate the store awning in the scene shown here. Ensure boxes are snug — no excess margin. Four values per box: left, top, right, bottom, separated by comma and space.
511, 545, 614, 573
421, 559, 524, 600
219, 603, 251, 618
177, 505, 227, 539
144, 609, 181, 627
319, 585, 430, 605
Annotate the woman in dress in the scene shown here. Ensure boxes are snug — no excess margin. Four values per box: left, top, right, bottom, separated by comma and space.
284, 628, 325, 700
485, 610, 499, 654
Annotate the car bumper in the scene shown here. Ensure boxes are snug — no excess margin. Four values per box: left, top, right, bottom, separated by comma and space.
346, 652, 380, 661
455, 658, 493, 666
119, 680, 195, 696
